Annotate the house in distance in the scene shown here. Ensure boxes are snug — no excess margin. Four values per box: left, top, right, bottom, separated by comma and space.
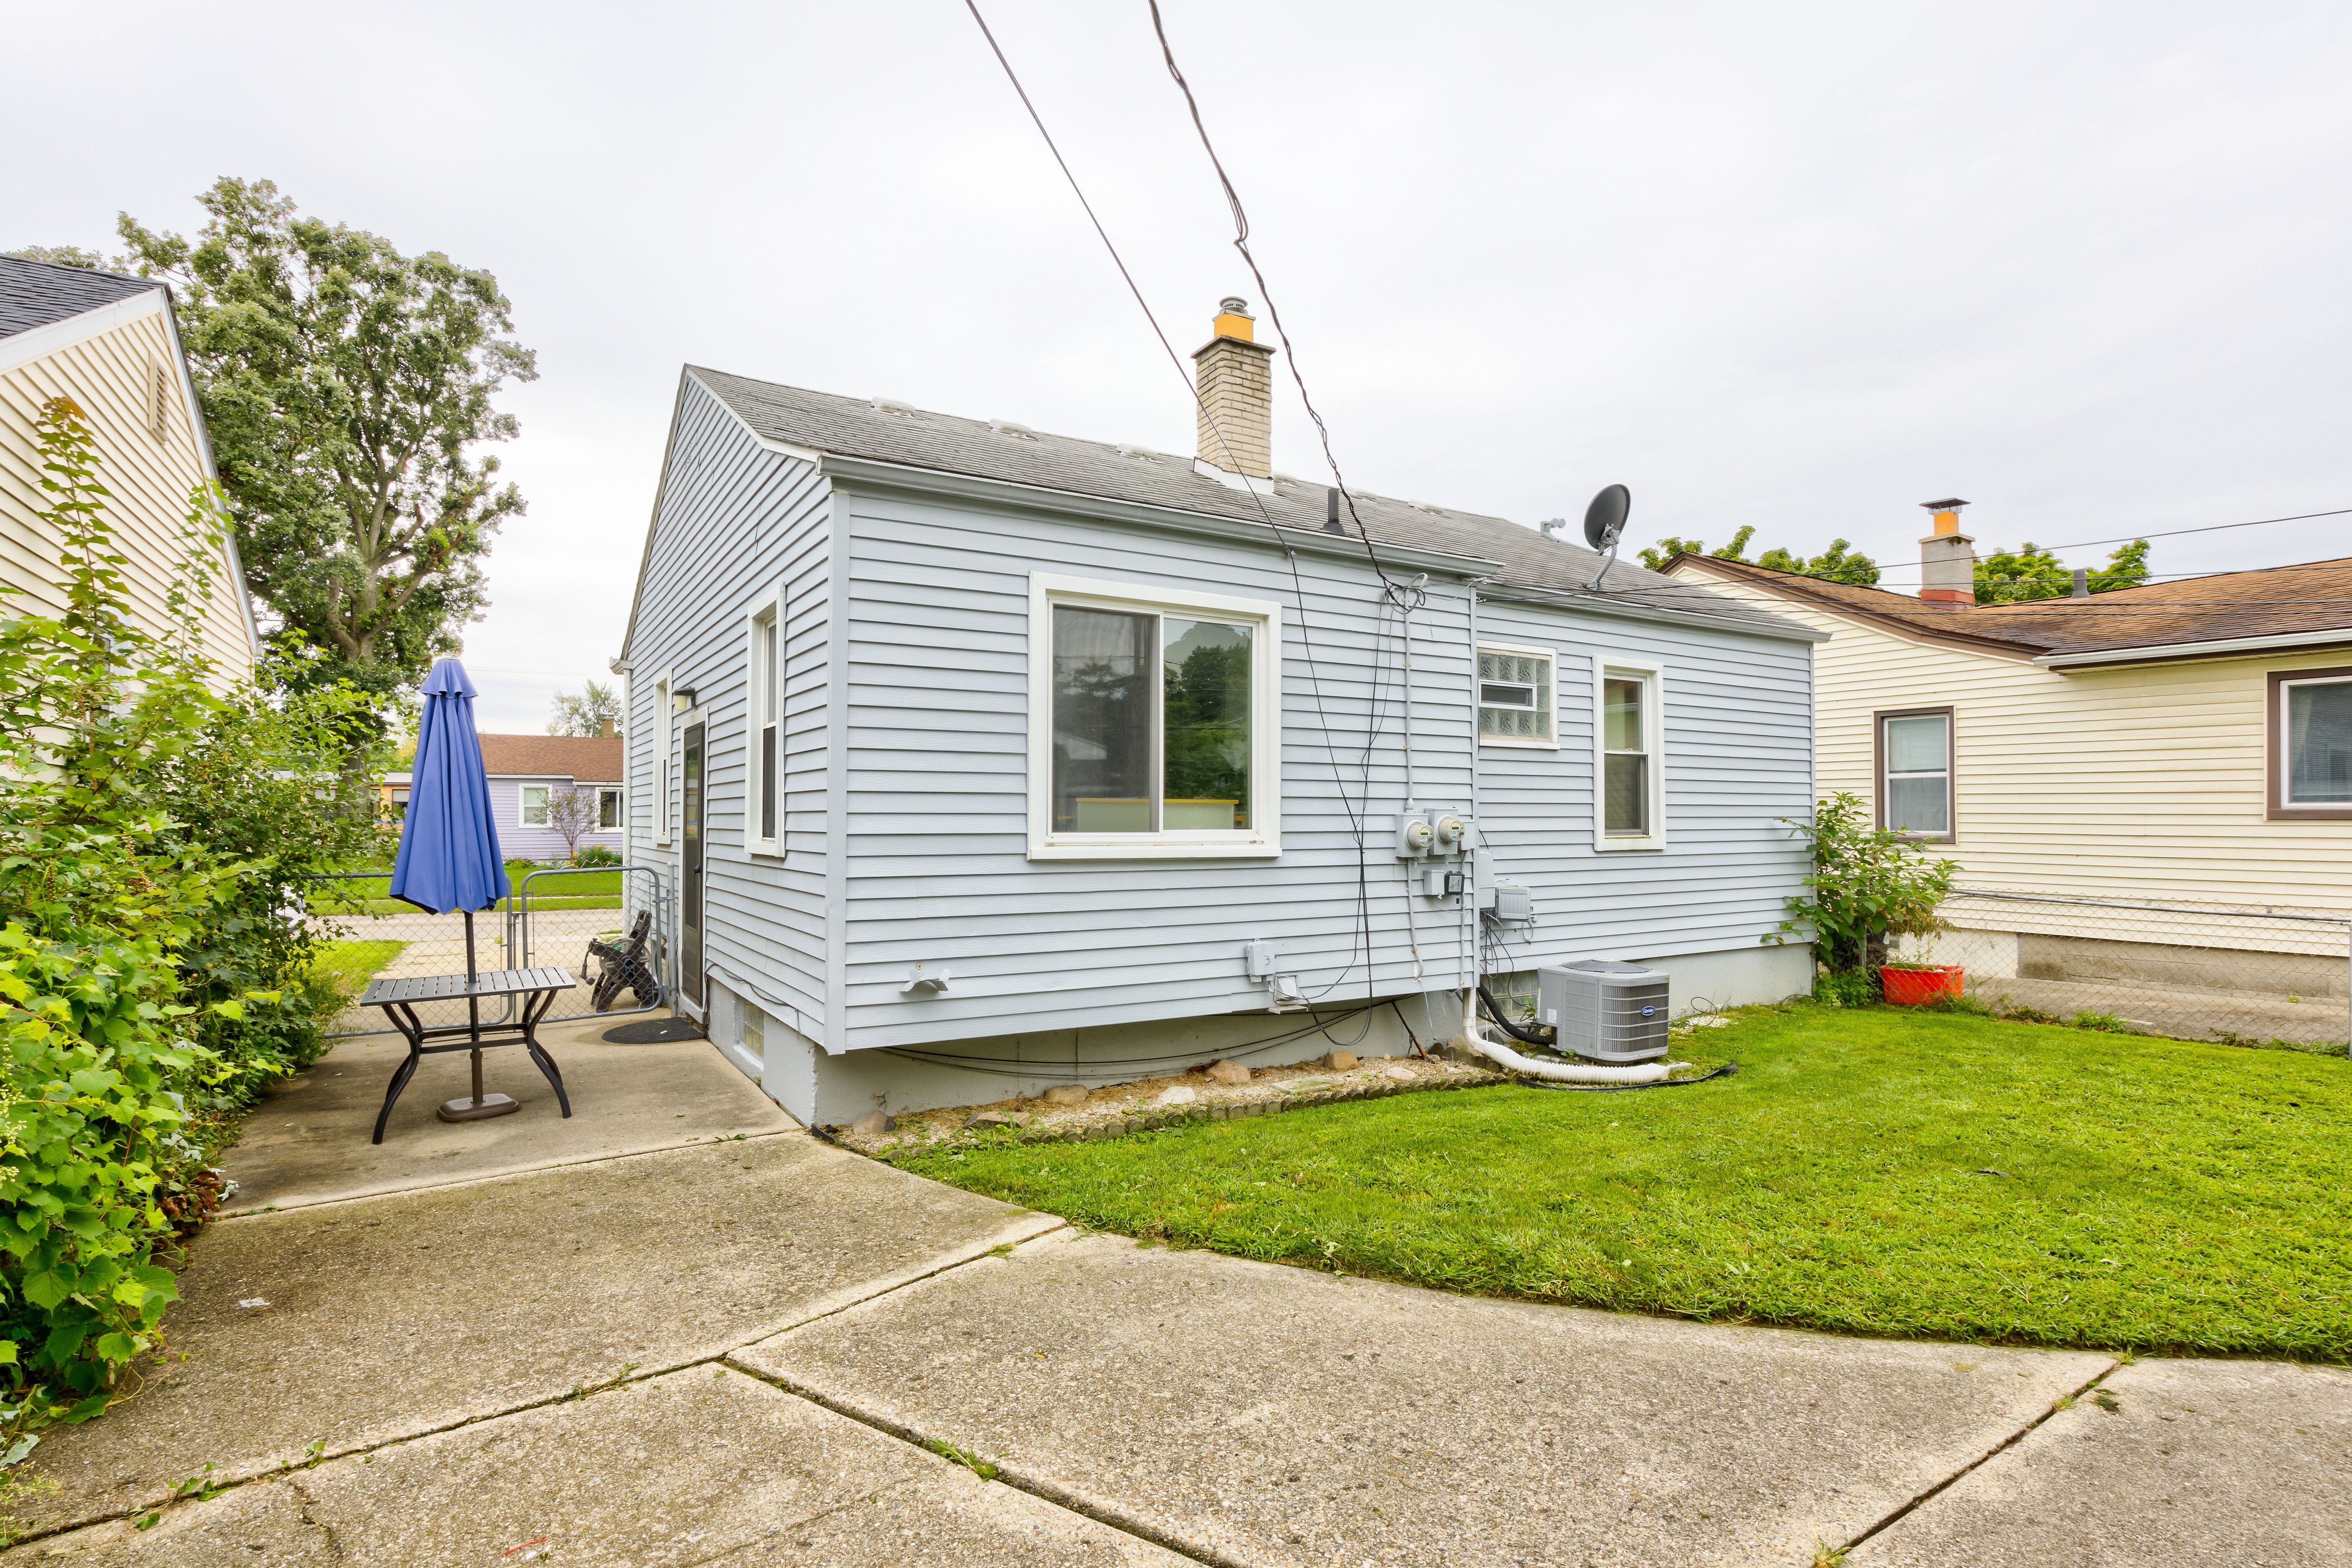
615, 299, 1826, 1123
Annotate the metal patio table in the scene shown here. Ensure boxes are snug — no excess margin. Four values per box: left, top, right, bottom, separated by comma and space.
360, 966, 576, 1144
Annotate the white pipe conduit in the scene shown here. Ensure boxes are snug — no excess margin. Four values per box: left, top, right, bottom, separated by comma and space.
1455, 1013, 1675, 1085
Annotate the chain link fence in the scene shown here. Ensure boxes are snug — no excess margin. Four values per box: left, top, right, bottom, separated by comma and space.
1890, 887, 2352, 1050
312, 865, 670, 1040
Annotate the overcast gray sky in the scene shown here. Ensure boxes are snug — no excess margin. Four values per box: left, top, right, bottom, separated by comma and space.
11, 1, 2350, 732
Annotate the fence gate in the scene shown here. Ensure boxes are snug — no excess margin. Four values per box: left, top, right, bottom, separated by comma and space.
317, 865, 671, 1040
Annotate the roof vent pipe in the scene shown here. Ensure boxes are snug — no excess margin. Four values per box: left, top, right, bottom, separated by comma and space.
1324, 486, 1345, 535
2071, 568, 2089, 599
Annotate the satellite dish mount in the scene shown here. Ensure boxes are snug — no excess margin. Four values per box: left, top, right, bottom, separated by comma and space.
1582, 484, 1631, 591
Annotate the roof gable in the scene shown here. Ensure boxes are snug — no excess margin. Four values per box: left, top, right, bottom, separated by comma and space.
0, 255, 160, 339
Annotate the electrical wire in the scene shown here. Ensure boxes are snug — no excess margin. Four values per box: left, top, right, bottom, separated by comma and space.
2042, 506, 2352, 552
959, 0, 1410, 1009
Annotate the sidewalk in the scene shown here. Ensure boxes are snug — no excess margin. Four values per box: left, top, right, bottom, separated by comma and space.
8, 1025, 2346, 1565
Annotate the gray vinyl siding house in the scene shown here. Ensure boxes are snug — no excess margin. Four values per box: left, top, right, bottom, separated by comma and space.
618, 331, 1821, 1126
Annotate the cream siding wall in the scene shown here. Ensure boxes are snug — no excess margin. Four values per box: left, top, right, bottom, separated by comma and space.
0, 306, 255, 683
1673, 562, 2352, 928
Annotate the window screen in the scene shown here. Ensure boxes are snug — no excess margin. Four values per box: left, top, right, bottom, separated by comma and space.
1883, 714, 1952, 836
1602, 676, 1649, 836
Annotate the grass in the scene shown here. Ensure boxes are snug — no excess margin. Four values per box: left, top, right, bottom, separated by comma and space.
308, 938, 406, 1000
308, 862, 624, 914
886, 1004, 2352, 1359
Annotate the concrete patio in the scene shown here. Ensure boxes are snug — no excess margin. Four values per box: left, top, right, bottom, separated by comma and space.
8, 1022, 2345, 1566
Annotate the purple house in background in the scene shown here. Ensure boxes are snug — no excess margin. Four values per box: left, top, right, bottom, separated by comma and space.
386, 732, 625, 862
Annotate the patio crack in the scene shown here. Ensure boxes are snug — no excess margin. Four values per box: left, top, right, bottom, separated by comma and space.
1829, 1358, 2123, 1558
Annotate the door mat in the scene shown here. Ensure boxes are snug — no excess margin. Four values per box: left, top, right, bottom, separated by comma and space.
601, 1017, 706, 1044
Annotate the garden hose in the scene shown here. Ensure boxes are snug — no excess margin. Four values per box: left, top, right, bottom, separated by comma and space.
1518, 1062, 1739, 1093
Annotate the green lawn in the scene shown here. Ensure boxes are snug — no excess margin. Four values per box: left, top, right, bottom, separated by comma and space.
309, 863, 623, 914
887, 1005, 2352, 1359
309, 938, 407, 999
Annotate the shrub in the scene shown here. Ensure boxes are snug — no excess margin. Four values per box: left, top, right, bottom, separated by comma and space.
0, 398, 386, 1434
1768, 792, 1959, 975
570, 844, 622, 868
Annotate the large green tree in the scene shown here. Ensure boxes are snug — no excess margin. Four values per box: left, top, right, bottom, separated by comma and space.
1975, 539, 2151, 603
1637, 525, 1881, 586
116, 178, 536, 697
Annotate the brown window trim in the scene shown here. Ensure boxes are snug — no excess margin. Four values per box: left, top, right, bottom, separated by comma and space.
2267, 665, 2352, 821
1874, 705, 1955, 844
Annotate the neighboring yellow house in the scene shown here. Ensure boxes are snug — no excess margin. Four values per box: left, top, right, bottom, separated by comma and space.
1, 255, 260, 683
1664, 506, 2352, 1031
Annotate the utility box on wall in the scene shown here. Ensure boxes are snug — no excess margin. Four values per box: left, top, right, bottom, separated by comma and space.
1538, 960, 1670, 1062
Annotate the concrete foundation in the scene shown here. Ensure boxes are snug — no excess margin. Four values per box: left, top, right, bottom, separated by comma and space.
713, 941, 1812, 1126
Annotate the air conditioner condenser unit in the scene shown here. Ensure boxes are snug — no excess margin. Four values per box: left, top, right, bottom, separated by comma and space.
1537, 960, 1670, 1063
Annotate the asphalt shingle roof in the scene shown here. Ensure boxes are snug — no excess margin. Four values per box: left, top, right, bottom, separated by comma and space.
689, 367, 1797, 631
0, 255, 161, 339
1677, 553, 2352, 657
477, 734, 623, 782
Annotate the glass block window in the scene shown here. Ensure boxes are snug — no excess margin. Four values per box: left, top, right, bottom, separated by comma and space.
1479, 648, 1554, 743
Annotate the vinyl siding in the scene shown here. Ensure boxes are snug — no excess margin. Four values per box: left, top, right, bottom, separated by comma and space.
488, 775, 625, 861
1675, 561, 2352, 931
0, 305, 254, 683
624, 374, 832, 1038
834, 483, 1479, 1051
1472, 596, 1816, 968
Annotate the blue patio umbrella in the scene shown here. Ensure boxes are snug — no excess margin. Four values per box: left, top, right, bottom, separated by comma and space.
389, 658, 517, 1121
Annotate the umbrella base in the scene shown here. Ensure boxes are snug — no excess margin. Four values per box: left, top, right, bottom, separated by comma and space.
437, 1094, 520, 1123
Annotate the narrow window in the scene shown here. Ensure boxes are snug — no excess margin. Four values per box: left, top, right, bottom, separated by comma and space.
598, 788, 622, 829
1478, 646, 1555, 744
521, 784, 550, 827
654, 677, 673, 846
756, 611, 779, 841
1602, 676, 1651, 836
2283, 675, 2352, 807
1031, 575, 1277, 857
1880, 711, 1953, 838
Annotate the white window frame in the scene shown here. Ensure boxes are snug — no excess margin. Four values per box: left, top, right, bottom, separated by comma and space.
1027, 571, 1283, 860
1877, 707, 1956, 843
652, 670, 674, 846
1592, 655, 1667, 852
744, 583, 786, 858
519, 783, 552, 827
596, 787, 623, 830
1477, 641, 1558, 749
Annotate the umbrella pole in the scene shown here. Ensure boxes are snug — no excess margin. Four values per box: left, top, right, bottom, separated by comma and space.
439, 905, 519, 1124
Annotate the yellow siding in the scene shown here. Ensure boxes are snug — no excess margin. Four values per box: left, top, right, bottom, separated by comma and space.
1676, 562, 2352, 919
0, 309, 255, 684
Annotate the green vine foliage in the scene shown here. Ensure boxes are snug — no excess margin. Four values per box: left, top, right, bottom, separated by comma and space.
1766, 792, 1960, 977
0, 397, 384, 1429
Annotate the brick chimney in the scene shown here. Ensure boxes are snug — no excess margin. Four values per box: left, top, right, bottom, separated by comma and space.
1192, 297, 1275, 478
1917, 498, 1976, 604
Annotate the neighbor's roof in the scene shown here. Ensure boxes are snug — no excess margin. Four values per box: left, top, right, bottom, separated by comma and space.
686, 367, 1798, 631
1672, 552, 2352, 659
477, 734, 623, 781
0, 255, 161, 338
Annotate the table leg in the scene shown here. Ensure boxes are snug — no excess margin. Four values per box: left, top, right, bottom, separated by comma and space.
372, 1002, 427, 1145
521, 989, 572, 1118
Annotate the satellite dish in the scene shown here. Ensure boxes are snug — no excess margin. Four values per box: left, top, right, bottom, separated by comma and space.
1582, 483, 1631, 592
1582, 484, 1631, 552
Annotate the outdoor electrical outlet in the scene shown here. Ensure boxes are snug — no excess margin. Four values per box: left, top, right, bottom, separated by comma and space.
1243, 938, 1278, 981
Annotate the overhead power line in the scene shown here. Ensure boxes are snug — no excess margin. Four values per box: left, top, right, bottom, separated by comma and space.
2042, 506, 2352, 552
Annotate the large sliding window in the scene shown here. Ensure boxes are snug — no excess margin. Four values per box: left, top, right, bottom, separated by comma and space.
1592, 656, 1666, 850
1029, 574, 1281, 859
1876, 707, 1954, 841
2270, 668, 2352, 820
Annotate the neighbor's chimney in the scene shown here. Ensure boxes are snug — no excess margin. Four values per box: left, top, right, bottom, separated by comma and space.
1192, 297, 1275, 478
599, 717, 615, 739
1917, 498, 1975, 604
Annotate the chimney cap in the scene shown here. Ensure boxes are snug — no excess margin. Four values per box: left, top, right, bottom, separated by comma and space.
1219, 296, 1251, 315
1919, 498, 1970, 511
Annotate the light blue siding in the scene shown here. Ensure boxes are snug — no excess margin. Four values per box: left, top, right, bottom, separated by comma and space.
1471, 593, 1815, 970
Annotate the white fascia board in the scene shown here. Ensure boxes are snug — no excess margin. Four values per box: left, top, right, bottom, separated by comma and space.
820, 454, 1500, 579
1478, 579, 1832, 644
2034, 627, 2352, 669
0, 287, 165, 376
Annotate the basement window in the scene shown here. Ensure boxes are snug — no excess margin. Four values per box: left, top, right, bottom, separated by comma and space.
1478, 644, 1556, 747
1028, 573, 1282, 859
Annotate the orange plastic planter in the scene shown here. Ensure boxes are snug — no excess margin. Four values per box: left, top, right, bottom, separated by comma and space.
1880, 965, 1964, 1006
